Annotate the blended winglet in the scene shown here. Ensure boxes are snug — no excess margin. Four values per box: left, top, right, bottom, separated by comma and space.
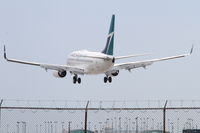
190, 45, 194, 55
3, 45, 7, 60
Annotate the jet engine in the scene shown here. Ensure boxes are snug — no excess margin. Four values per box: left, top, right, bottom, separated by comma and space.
111, 70, 119, 76
53, 71, 67, 78
106, 70, 119, 77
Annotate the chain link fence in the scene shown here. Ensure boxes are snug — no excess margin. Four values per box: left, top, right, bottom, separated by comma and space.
1, 100, 200, 133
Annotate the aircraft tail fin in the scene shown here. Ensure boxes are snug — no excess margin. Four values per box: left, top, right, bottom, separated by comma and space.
102, 14, 115, 55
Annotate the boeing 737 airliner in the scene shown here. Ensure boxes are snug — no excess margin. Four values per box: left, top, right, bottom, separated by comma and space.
4, 15, 193, 84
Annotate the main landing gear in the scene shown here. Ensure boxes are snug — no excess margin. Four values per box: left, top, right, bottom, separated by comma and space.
104, 76, 112, 83
73, 75, 81, 84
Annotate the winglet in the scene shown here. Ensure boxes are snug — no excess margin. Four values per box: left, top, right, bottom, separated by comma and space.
3, 45, 7, 60
190, 45, 194, 55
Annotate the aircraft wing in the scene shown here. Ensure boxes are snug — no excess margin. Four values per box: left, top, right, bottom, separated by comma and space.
40, 64, 84, 74
3, 46, 84, 74
106, 46, 193, 74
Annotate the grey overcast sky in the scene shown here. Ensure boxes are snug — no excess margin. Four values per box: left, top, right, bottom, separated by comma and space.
0, 0, 199, 100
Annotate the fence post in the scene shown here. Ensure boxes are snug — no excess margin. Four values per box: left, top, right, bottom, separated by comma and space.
68, 121, 71, 133
163, 100, 168, 133
0, 99, 3, 133
85, 101, 89, 133
135, 117, 138, 133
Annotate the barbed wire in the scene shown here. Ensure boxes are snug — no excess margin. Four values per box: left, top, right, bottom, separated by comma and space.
2, 99, 200, 108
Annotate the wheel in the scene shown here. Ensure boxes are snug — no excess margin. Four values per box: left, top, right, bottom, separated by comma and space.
73, 76, 77, 84
77, 77, 81, 84
104, 77, 107, 83
108, 77, 112, 83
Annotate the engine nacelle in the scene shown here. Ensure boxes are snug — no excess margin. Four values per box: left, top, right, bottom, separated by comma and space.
53, 71, 67, 78
106, 70, 119, 77
111, 70, 119, 76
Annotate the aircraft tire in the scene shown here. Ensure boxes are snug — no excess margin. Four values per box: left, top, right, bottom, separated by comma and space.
104, 77, 107, 83
108, 77, 112, 83
73, 76, 77, 84
78, 77, 81, 84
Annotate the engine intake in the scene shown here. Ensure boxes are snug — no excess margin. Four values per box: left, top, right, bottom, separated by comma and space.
106, 70, 119, 77
111, 70, 119, 76
53, 71, 67, 78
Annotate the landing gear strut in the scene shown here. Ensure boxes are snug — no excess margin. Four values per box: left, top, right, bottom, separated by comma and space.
104, 76, 112, 83
73, 75, 81, 84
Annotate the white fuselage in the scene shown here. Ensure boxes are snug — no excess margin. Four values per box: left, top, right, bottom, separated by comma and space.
67, 50, 114, 74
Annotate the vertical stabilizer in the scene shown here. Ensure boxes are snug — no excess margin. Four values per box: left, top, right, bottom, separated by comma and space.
102, 15, 115, 55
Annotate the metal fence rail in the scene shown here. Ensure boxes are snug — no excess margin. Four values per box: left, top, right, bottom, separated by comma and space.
1, 100, 200, 133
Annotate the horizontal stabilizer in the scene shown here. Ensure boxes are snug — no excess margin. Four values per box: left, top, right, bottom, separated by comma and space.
115, 53, 150, 60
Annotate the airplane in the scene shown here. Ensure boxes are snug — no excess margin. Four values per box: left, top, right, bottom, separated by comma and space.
3, 14, 193, 84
